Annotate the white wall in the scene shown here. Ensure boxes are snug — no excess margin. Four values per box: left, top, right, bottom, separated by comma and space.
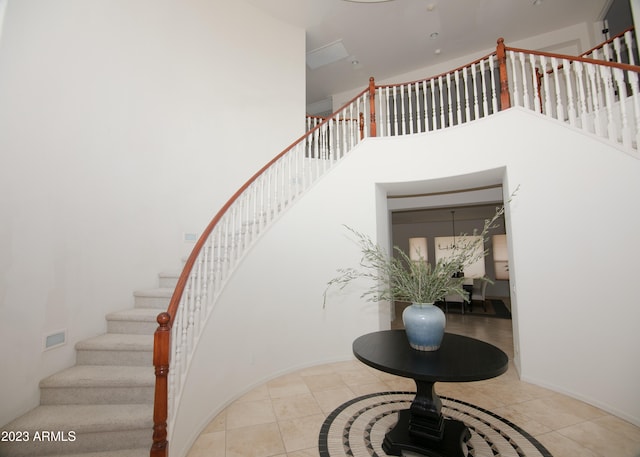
171, 108, 640, 455
0, 0, 305, 427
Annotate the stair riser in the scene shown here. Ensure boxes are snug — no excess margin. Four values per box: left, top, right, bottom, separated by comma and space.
158, 275, 178, 289
76, 351, 152, 367
40, 387, 153, 405
134, 295, 170, 309
0, 428, 151, 457
107, 320, 158, 335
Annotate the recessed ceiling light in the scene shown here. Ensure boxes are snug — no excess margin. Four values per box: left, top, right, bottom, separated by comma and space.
430, 32, 439, 39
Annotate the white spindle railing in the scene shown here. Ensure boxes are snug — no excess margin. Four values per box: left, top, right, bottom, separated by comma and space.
153, 33, 640, 457
582, 27, 638, 67
159, 91, 368, 443
374, 53, 501, 137
505, 47, 640, 153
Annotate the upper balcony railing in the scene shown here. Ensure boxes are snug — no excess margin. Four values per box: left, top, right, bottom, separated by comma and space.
151, 33, 640, 456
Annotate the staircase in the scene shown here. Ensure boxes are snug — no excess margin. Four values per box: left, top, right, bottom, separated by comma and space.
0, 273, 178, 457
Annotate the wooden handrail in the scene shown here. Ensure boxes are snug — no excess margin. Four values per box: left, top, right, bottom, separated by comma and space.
151, 33, 640, 456
581, 26, 635, 58
368, 77, 377, 137
497, 38, 511, 110
150, 313, 170, 457
150, 86, 368, 456
374, 51, 496, 90
504, 44, 640, 73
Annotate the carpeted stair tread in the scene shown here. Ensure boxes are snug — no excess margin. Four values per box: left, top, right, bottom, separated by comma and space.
40, 365, 154, 389
133, 288, 173, 309
158, 272, 179, 288
106, 308, 160, 322
133, 288, 173, 298
57, 449, 149, 457
75, 334, 153, 352
3, 404, 153, 433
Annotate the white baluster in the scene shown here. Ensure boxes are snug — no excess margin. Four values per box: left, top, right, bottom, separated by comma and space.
471, 63, 480, 119
528, 54, 541, 113
480, 58, 489, 117
613, 36, 622, 65
614, 67, 631, 148
382, 86, 389, 136
446, 73, 453, 126
407, 83, 415, 134
462, 66, 471, 123
624, 30, 636, 65
430, 78, 437, 129
562, 58, 577, 128
454, 71, 462, 124
508, 51, 520, 107
629, 71, 640, 151
550, 57, 564, 121
489, 55, 498, 114
540, 56, 553, 117
400, 84, 408, 135
390, 85, 398, 135
421, 80, 428, 132
599, 64, 618, 141
572, 61, 588, 131
515, 52, 528, 109
586, 63, 603, 137
438, 76, 445, 128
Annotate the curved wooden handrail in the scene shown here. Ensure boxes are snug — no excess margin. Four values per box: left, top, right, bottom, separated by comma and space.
374, 50, 497, 90
581, 26, 635, 58
150, 86, 369, 456
504, 44, 640, 73
151, 32, 640, 456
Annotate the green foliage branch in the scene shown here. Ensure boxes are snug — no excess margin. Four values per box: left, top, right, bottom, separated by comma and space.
324, 205, 506, 307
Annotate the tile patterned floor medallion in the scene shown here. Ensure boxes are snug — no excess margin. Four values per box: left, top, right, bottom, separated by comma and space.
318, 391, 553, 457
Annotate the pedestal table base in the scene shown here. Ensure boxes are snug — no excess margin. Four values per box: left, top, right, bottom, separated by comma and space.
382, 410, 471, 457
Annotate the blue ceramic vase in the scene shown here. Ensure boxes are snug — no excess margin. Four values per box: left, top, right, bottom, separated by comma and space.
402, 303, 446, 351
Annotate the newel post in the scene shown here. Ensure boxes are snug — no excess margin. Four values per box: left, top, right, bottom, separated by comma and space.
496, 38, 511, 110
368, 77, 377, 137
150, 312, 171, 457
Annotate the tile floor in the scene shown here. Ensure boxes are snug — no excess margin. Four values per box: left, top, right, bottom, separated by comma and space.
187, 309, 640, 457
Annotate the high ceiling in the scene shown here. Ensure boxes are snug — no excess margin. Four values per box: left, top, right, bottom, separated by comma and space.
246, 0, 611, 108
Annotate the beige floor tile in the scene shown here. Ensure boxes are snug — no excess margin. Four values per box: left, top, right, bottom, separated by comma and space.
298, 364, 338, 377
226, 398, 277, 430
491, 405, 552, 436
268, 374, 312, 399
226, 422, 285, 457
312, 386, 357, 414
591, 415, 640, 444
237, 384, 270, 403
507, 397, 597, 430
278, 413, 326, 453
338, 367, 381, 387
201, 411, 226, 434
557, 419, 640, 457
187, 430, 225, 457
272, 393, 322, 421
536, 430, 601, 457
185, 313, 640, 457
303, 373, 349, 392
348, 381, 393, 396
287, 447, 320, 457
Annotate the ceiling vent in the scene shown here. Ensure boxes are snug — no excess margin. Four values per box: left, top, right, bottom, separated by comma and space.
306, 40, 349, 70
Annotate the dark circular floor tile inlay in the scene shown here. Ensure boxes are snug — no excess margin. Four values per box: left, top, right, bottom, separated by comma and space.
318, 391, 553, 457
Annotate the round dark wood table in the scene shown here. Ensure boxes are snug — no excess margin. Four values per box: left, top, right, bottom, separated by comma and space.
353, 330, 508, 457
